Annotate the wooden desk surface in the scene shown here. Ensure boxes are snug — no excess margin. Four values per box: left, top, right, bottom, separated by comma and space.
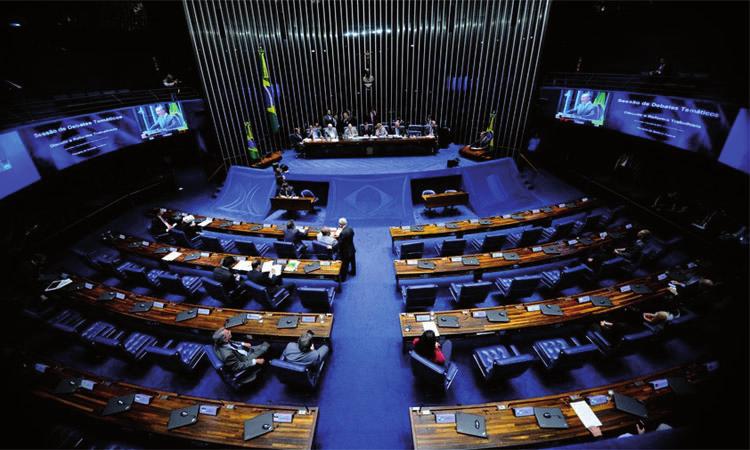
157, 209, 320, 240
410, 363, 711, 449
24, 361, 318, 449
390, 197, 596, 242
422, 191, 470, 208
56, 276, 333, 340
270, 196, 316, 211
399, 274, 670, 339
394, 226, 631, 280
108, 234, 343, 283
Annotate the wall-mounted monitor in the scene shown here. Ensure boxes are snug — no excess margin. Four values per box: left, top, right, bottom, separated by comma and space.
0, 131, 42, 200
554, 88, 609, 127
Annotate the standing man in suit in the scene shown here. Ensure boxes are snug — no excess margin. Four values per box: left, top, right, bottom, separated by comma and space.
336, 217, 356, 280
281, 330, 329, 368
289, 127, 304, 150
322, 109, 337, 128
212, 327, 270, 385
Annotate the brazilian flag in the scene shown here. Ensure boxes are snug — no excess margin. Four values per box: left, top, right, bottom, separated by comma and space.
245, 121, 260, 161
259, 48, 280, 133
591, 92, 608, 127
485, 112, 496, 148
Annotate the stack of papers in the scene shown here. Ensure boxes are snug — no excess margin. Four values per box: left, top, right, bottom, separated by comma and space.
198, 218, 213, 227
285, 260, 300, 272
421, 321, 439, 336
162, 251, 182, 261
233, 260, 253, 271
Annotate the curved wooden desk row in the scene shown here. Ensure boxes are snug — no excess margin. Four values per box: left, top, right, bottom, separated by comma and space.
155, 209, 321, 240
400, 273, 673, 340
107, 234, 344, 285
389, 197, 597, 243
51, 276, 333, 340
409, 362, 714, 449
24, 361, 318, 449
394, 225, 633, 282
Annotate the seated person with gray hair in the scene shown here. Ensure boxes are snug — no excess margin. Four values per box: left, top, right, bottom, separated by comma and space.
281, 330, 329, 368
213, 327, 270, 385
177, 214, 199, 240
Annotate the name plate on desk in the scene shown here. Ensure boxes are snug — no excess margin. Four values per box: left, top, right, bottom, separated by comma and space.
199, 405, 219, 416
415, 314, 432, 322
435, 413, 456, 424
273, 412, 294, 423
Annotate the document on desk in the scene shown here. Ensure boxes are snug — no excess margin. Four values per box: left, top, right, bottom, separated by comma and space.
285, 260, 300, 272
261, 261, 274, 273
198, 218, 213, 227
422, 321, 440, 336
233, 260, 253, 271
571, 401, 602, 428
162, 251, 182, 262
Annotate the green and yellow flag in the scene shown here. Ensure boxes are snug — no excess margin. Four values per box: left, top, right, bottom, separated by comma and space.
259, 48, 280, 133
486, 111, 496, 148
245, 121, 260, 161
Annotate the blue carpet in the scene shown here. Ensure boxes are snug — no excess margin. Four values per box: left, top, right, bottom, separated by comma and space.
38, 153, 709, 449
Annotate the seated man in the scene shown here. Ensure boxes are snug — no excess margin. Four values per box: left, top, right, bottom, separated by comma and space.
643, 309, 680, 325
244, 259, 283, 294
307, 122, 322, 139
177, 214, 199, 240
150, 208, 175, 235
615, 229, 652, 262
392, 119, 403, 136
213, 327, 269, 385
289, 127, 304, 149
278, 182, 296, 198
323, 123, 338, 139
284, 220, 307, 247
591, 319, 628, 345
374, 123, 388, 137
343, 123, 359, 139
281, 330, 329, 368
213, 256, 243, 296
317, 227, 338, 247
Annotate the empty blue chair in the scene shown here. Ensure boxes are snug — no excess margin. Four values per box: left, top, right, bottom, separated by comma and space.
449, 281, 493, 305
470, 233, 507, 253
312, 241, 335, 260
507, 226, 545, 248
202, 276, 237, 303
586, 256, 626, 280
397, 241, 424, 259
601, 205, 627, 226
235, 240, 269, 257
300, 189, 317, 203
298, 286, 335, 312
495, 274, 542, 300
434, 238, 467, 256
80, 321, 124, 352
532, 336, 600, 370
244, 279, 291, 309
409, 350, 459, 392
541, 264, 589, 291
274, 241, 306, 259
145, 339, 206, 372
156, 272, 202, 298
169, 228, 203, 249
402, 284, 438, 310
47, 309, 86, 335
201, 235, 236, 253
203, 344, 258, 389
120, 263, 164, 289
542, 221, 577, 242
422, 189, 437, 213
74, 248, 121, 272
122, 332, 158, 362
575, 213, 604, 234
270, 358, 326, 389
472, 344, 536, 381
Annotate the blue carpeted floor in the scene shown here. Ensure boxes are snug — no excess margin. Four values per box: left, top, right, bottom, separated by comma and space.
35, 150, 710, 449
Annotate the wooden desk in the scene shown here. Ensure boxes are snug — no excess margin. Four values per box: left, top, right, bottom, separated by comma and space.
299, 135, 437, 158
157, 209, 320, 240
422, 191, 470, 209
107, 234, 344, 287
24, 361, 318, 449
53, 277, 333, 340
389, 197, 596, 245
393, 225, 632, 285
459, 144, 494, 161
400, 274, 670, 340
270, 196, 316, 212
409, 363, 711, 449
250, 150, 282, 168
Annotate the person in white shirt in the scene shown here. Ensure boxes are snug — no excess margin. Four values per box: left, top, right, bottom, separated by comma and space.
324, 123, 338, 139
317, 227, 338, 247
374, 123, 388, 137
343, 123, 359, 139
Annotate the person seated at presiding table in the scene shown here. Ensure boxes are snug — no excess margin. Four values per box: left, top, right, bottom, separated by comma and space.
343, 122, 359, 139
374, 122, 388, 137
323, 123, 338, 139
244, 259, 284, 294
412, 330, 452, 365
213, 327, 270, 385
289, 127, 304, 149
470, 130, 493, 149
278, 182, 296, 198
177, 214, 199, 239
307, 122, 322, 139
281, 330, 329, 368
150, 208, 176, 235
392, 119, 404, 136
615, 229, 652, 261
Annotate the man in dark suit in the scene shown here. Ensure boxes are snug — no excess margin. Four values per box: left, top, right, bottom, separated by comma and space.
336, 217, 356, 280
212, 327, 269, 385
284, 220, 307, 255
245, 259, 282, 294
177, 214, 199, 240
289, 128, 304, 150
213, 256, 243, 298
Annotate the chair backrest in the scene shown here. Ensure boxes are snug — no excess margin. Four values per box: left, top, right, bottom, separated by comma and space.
169, 228, 196, 248
409, 350, 458, 391
553, 221, 577, 239
300, 189, 315, 199
444, 189, 457, 193
157, 272, 183, 292
457, 281, 493, 303
558, 264, 588, 286
122, 265, 150, 286
481, 233, 507, 252
202, 277, 230, 301
400, 241, 424, 259
270, 359, 321, 388
298, 287, 331, 310
201, 236, 224, 252
597, 256, 626, 277
579, 214, 603, 232
403, 284, 438, 310
312, 241, 334, 260
235, 240, 261, 256
422, 189, 436, 196
439, 238, 467, 256
274, 241, 300, 258
509, 274, 542, 296
244, 279, 276, 308
518, 227, 544, 247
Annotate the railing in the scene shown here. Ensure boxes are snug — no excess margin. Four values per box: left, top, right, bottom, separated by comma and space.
0, 86, 201, 129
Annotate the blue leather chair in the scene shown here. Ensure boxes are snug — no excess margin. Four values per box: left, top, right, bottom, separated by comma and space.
120, 262, 164, 289
409, 350, 459, 392
585, 256, 626, 280
541, 264, 589, 291
298, 286, 335, 312
203, 344, 258, 389
587, 325, 657, 355
270, 358, 326, 389
74, 248, 121, 273
235, 240, 269, 257
122, 332, 159, 362
156, 272, 202, 298
274, 241, 306, 259
434, 238, 467, 257
575, 213, 604, 234
311, 241, 335, 260
532, 336, 600, 370
201, 235, 237, 253
145, 339, 206, 372
495, 274, 542, 300
47, 309, 87, 335
169, 228, 203, 249
80, 321, 125, 354
402, 284, 438, 310
422, 190, 437, 214
542, 221, 577, 242
449, 281, 493, 305
300, 189, 318, 204
202, 277, 237, 303
397, 241, 424, 260
470, 233, 507, 253
244, 279, 290, 310
507, 226, 544, 248
472, 344, 536, 381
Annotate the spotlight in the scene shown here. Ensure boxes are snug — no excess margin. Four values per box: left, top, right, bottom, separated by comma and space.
9, 21, 21, 28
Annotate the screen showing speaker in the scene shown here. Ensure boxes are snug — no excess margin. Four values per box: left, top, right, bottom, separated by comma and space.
0, 131, 42, 200
554, 88, 610, 127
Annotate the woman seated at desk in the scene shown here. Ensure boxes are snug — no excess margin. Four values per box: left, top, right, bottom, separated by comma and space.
412, 330, 452, 365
